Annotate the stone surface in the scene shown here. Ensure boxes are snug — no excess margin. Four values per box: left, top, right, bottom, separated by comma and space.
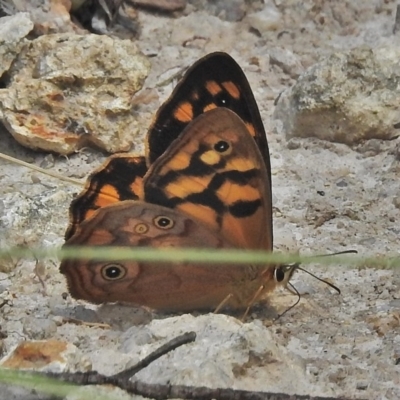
119, 314, 325, 395
268, 47, 304, 79
0, 0, 84, 34
273, 46, 400, 144
188, 0, 247, 21
0, 340, 90, 373
246, 1, 283, 33
1, 2, 400, 400
0, 13, 34, 77
0, 33, 150, 154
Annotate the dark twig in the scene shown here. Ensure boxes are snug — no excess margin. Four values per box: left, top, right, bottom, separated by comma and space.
24, 370, 365, 400
111, 331, 196, 380
394, 4, 400, 34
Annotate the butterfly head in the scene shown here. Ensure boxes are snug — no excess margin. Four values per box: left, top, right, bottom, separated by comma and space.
273, 263, 299, 288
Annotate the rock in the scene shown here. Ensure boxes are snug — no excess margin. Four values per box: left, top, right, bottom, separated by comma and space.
0, 13, 34, 78
0, 340, 90, 373
188, 0, 246, 22
0, 273, 12, 293
65, 385, 136, 400
22, 317, 58, 340
268, 47, 304, 79
0, 33, 150, 154
246, 1, 283, 34
1, 0, 84, 35
273, 46, 400, 145
170, 12, 235, 49
117, 314, 330, 396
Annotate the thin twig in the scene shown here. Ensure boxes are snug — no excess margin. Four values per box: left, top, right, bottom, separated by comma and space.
394, 4, 400, 34
111, 331, 196, 380
0, 153, 83, 186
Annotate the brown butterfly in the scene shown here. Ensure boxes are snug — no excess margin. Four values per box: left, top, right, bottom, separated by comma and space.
61, 108, 277, 314
61, 53, 279, 316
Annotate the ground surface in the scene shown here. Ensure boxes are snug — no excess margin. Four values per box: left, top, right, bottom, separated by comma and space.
1, 1, 400, 400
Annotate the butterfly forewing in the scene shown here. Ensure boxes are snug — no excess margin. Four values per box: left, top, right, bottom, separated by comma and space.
65, 155, 147, 240
146, 52, 271, 182
144, 108, 273, 251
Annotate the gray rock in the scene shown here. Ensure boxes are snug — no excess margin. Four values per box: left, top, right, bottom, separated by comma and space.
22, 317, 57, 340
273, 46, 400, 145
0, 13, 33, 78
118, 314, 330, 396
0, 33, 150, 154
269, 47, 304, 79
246, 2, 283, 34
188, 0, 246, 22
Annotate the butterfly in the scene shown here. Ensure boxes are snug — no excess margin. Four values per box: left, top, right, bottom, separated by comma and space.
60, 52, 284, 317
64, 52, 271, 241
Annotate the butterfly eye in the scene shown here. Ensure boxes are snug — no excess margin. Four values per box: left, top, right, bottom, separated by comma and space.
214, 140, 232, 154
274, 267, 285, 283
154, 215, 175, 229
101, 264, 127, 281
135, 223, 149, 234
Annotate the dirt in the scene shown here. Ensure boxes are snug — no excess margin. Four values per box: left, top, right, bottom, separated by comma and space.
1, 1, 400, 400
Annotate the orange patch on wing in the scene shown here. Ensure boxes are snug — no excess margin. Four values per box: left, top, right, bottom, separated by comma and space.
130, 177, 144, 199
174, 102, 193, 123
163, 151, 192, 172
87, 228, 115, 245
221, 81, 240, 99
203, 103, 217, 113
95, 184, 120, 206
84, 209, 97, 220
245, 122, 256, 137
217, 181, 260, 205
178, 202, 219, 231
225, 204, 271, 250
165, 175, 212, 198
226, 157, 258, 172
200, 150, 221, 166
205, 80, 222, 96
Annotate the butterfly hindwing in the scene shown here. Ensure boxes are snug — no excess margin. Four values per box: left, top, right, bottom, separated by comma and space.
60, 200, 265, 311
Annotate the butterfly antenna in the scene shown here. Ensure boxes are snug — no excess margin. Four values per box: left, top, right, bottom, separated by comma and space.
312, 249, 358, 258
274, 249, 356, 320
298, 249, 358, 294
295, 266, 341, 294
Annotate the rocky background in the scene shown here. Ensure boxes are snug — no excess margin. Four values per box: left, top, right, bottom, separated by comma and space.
0, 1, 400, 399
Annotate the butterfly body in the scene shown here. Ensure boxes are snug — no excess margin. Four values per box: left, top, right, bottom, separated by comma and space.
61, 53, 277, 315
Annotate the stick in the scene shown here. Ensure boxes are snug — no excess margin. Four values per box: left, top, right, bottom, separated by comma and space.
111, 331, 196, 380
393, 4, 400, 34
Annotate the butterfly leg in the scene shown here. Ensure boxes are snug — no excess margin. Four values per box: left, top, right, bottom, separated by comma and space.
240, 285, 265, 321
213, 294, 234, 314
